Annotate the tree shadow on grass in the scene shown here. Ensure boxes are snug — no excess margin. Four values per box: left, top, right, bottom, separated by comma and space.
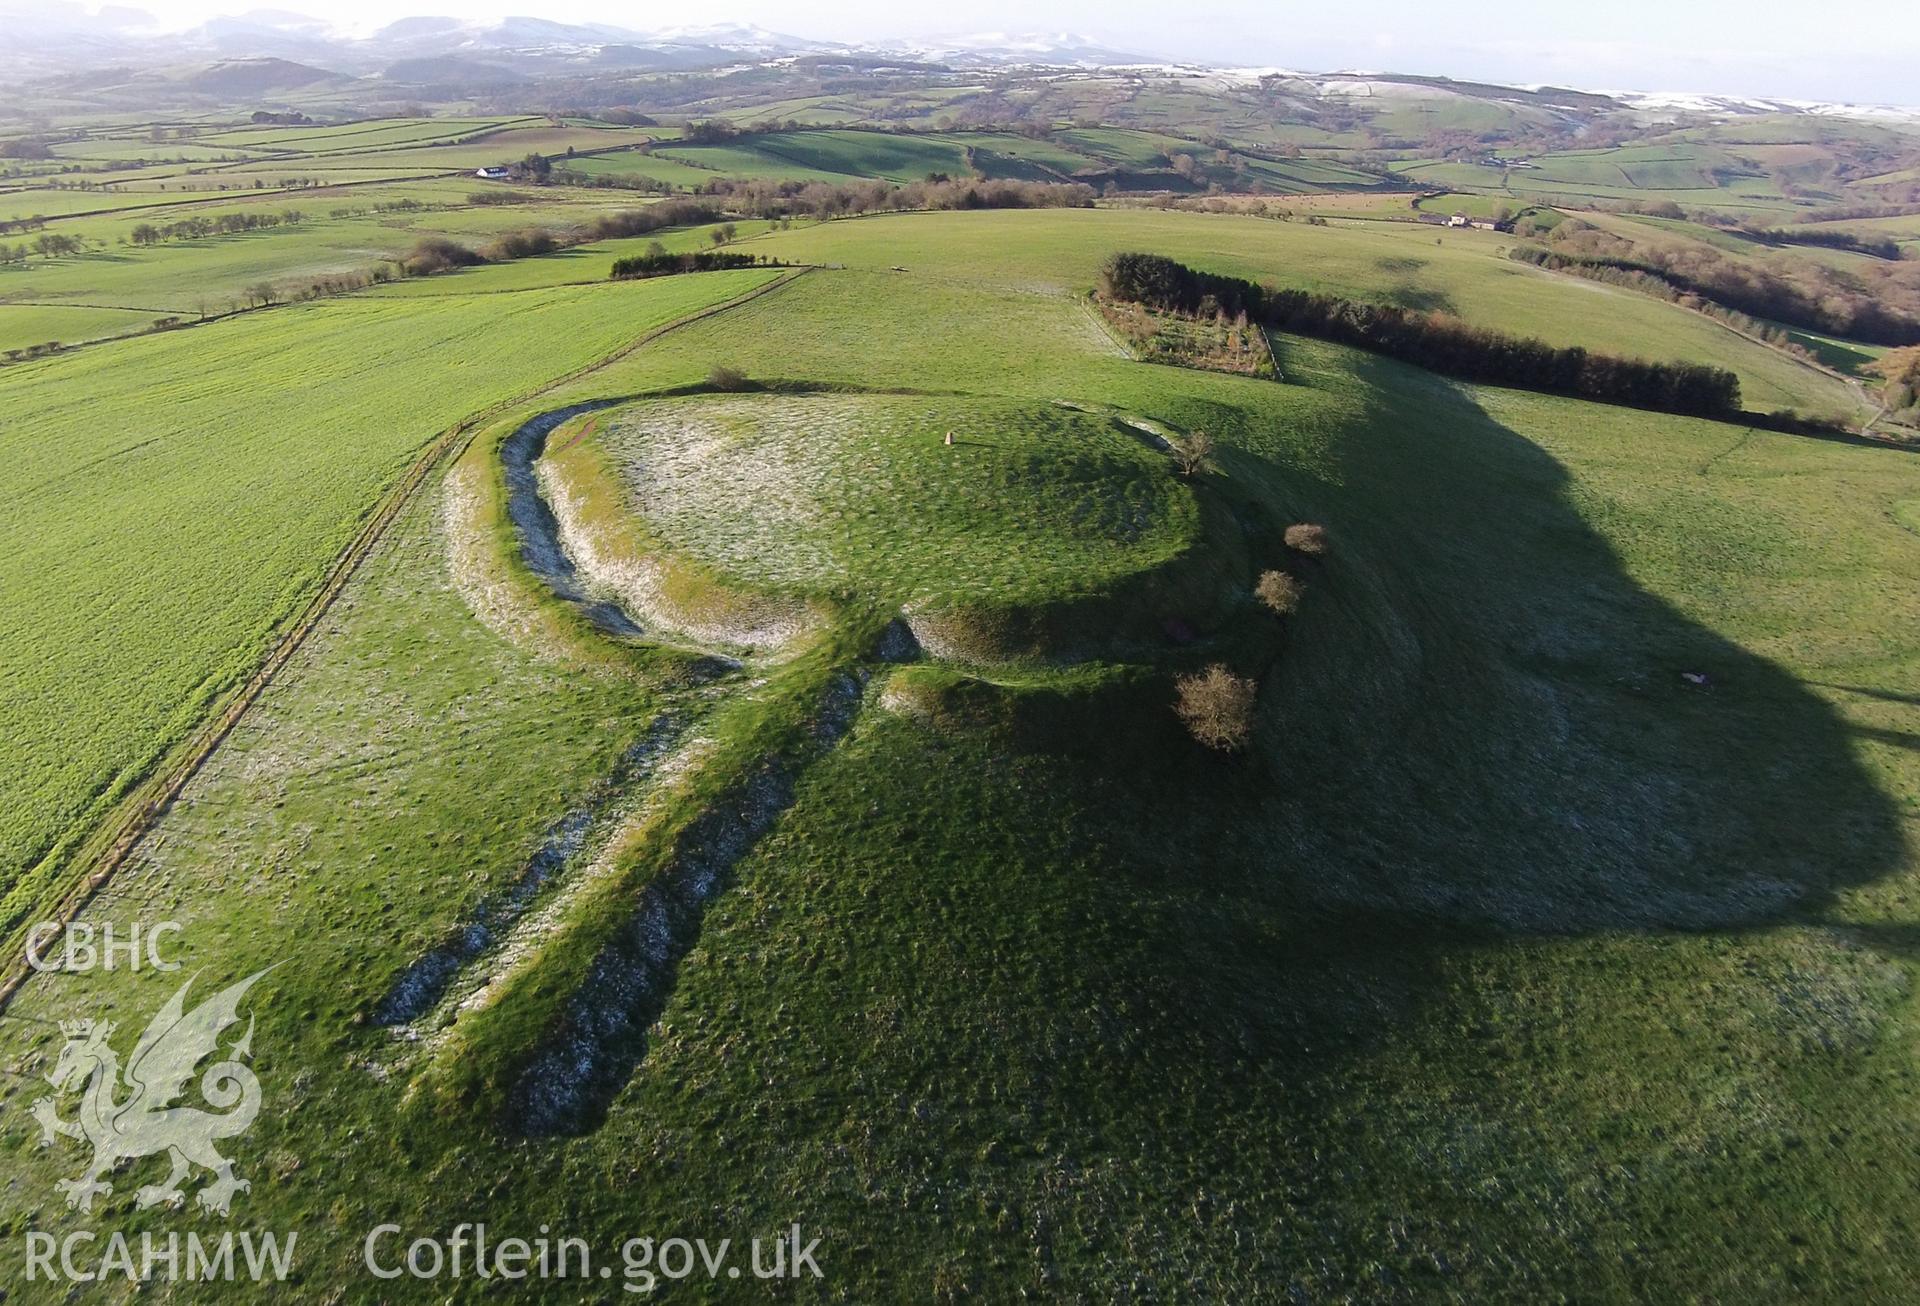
1814, 682, 1920, 708
1380, 284, 1458, 314
1050, 348, 1913, 1076
1245, 352, 1909, 934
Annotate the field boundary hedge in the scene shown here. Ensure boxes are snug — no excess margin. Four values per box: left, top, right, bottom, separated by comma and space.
1100, 251, 1744, 419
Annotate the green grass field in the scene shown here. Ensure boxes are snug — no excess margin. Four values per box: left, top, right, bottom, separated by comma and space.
0, 301, 159, 351
731, 207, 1868, 418
559, 149, 735, 188
947, 131, 1098, 176
1390, 143, 1808, 218
742, 130, 974, 182
194, 117, 530, 151
651, 141, 854, 182
0, 185, 703, 319
0, 269, 778, 933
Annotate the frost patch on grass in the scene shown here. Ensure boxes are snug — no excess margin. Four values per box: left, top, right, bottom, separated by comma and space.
537, 454, 820, 652
372, 712, 687, 1027
423, 731, 722, 1044
506, 671, 866, 1136
595, 394, 1198, 612
442, 460, 572, 661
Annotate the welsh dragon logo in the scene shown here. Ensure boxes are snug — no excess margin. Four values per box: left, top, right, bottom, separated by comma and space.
31, 969, 273, 1217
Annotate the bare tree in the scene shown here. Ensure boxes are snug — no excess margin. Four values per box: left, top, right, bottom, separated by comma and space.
1172, 429, 1216, 477
1283, 522, 1329, 556
1255, 570, 1302, 615
1175, 664, 1258, 751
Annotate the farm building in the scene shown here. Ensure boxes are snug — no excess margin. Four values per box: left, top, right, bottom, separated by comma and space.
1418, 212, 1514, 232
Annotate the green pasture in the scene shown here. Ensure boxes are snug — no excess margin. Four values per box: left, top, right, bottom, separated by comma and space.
735, 207, 1867, 417
743, 130, 974, 182
0, 269, 777, 926
649, 141, 864, 184
559, 150, 737, 188
0, 301, 159, 351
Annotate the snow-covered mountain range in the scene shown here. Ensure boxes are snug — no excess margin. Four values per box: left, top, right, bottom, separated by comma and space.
2, 4, 1915, 122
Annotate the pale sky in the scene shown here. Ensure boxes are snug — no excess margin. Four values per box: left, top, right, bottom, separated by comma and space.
57, 0, 1920, 105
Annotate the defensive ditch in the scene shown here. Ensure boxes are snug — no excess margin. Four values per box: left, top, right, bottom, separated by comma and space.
506, 671, 867, 1136
372, 712, 688, 1028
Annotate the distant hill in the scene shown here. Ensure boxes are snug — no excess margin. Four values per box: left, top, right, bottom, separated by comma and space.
381, 55, 529, 87
182, 56, 344, 94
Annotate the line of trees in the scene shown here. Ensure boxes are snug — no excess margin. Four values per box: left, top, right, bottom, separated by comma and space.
681, 120, 741, 145
1100, 252, 1743, 419
1770, 200, 1920, 225
696, 175, 1097, 219
387, 203, 738, 277
129, 209, 304, 246
609, 249, 772, 279
1747, 227, 1903, 260
0, 233, 82, 264
400, 237, 487, 276
550, 161, 1099, 217
329, 199, 424, 217
1540, 217, 1920, 346
583, 199, 725, 239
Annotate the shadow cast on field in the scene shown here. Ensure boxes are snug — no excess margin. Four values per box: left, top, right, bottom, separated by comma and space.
1853, 725, 1920, 755
1380, 284, 1458, 315
1264, 354, 1907, 933
1079, 349, 1912, 1074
